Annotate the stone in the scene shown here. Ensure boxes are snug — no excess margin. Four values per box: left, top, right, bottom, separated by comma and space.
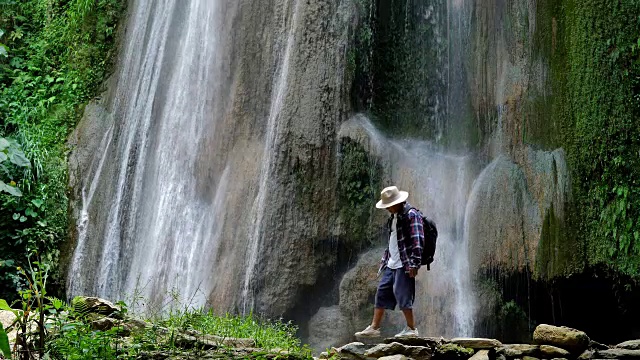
550, 358, 568, 360
337, 342, 370, 360
498, 344, 540, 357
469, 349, 490, 360
540, 345, 571, 358
495, 354, 507, 360
578, 350, 593, 360
617, 341, 640, 350
451, 338, 502, 349
595, 349, 640, 359
72, 296, 120, 317
91, 317, 117, 331
523, 357, 540, 360
436, 343, 475, 360
365, 342, 432, 360
0, 310, 18, 346
379, 356, 408, 360
386, 336, 446, 348
533, 324, 590, 354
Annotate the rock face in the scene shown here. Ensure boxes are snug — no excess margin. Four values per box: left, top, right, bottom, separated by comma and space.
533, 324, 590, 354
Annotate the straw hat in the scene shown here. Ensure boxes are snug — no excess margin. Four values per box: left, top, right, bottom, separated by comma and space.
376, 186, 409, 209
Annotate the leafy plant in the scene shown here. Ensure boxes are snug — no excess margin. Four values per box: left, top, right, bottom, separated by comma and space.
0, 136, 30, 196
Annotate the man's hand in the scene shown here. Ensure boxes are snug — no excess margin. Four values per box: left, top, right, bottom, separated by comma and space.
408, 268, 419, 278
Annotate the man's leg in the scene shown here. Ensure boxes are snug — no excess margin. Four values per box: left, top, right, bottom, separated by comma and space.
401, 309, 415, 329
372, 307, 385, 329
393, 269, 418, 335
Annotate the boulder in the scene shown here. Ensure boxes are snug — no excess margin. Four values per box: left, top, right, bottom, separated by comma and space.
497, 344, 540, 357
451, 338, 502, 349
617, 341, 640, 350
436, 343, 475, 360
72, 296, 120, 317
533, 324, 590, 354
308, 306, 352, 352
365, 342, 432, 360
469, 349, 490, 360
0, 310, 18, 346
595, 349, 640, 359
540, 345, 570, 358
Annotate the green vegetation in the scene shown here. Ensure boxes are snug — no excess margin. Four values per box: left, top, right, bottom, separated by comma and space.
337, 138, 383, 247
0, 0, 125, 301
560, 0, 640, 275
1, 266, 311, 359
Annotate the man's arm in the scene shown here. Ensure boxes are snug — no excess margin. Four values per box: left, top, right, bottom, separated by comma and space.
407, 210, 424, 269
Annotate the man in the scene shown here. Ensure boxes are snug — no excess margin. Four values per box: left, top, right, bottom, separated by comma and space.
355, 185, 424, 338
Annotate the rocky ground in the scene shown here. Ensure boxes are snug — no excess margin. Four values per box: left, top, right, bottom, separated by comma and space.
322, 325, 640, 360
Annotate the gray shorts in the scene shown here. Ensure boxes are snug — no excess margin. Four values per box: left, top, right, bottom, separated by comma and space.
375, 267, 416, 310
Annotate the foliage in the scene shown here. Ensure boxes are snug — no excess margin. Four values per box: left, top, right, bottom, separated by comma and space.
0, 0, 125, 301
561, 0, 640, 275
0, 136, 30, 196
337, 138, 383, 247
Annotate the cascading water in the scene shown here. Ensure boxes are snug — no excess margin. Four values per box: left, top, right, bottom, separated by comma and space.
68, 0, 238, 308
241, 0, 302, 313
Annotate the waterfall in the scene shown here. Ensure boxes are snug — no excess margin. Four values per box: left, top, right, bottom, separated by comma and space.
241, 0, 302, 313
67, 0, 236, 308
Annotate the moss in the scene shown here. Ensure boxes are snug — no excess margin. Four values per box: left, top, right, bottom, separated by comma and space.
436, 343, 474, 360
561, 0, 640, 275
336, 138, 383, 247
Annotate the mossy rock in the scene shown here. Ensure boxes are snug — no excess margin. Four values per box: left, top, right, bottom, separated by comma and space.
436, 343, 475, 360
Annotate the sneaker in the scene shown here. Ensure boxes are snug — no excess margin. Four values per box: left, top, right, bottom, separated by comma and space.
394, 326, 419, 338
354, 325, 381, 337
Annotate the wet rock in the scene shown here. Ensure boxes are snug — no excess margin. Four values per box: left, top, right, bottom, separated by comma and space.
617, 341, 640, 350
533, 324, 590, 354
495, 354, 507, 360
497, 344, 540, 357
72, 296, 120, 317
365, 342, 432, 360
523, 356, 540, 360
436, 343, 475, 360
308, 306, 352, 352
386, 336, 446, 348
451, 338, 502, 349
595, 349, 640, 359
469, 349, 490, 360
540, 345, 570, 358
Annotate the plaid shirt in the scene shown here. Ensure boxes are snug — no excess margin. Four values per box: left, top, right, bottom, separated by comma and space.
380, 203, 424, 272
